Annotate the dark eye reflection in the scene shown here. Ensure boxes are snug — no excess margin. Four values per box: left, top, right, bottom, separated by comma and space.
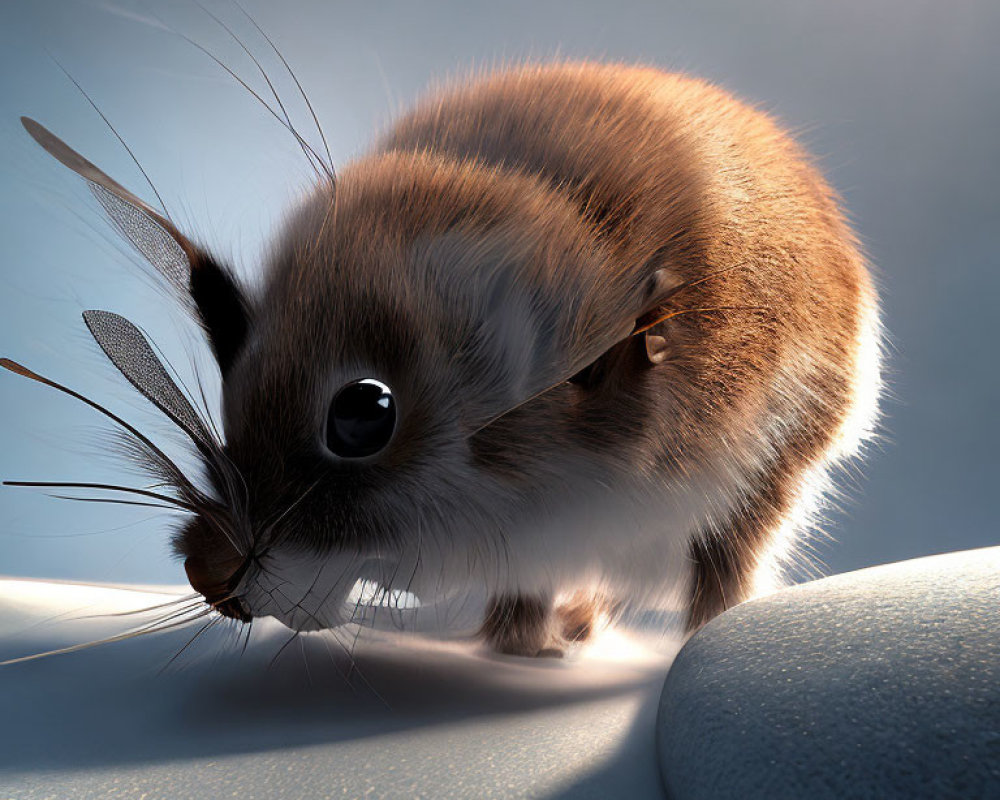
325, 378, 397, 458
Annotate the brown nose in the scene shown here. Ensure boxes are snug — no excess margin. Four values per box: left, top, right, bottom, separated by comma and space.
184, 555, 253, 622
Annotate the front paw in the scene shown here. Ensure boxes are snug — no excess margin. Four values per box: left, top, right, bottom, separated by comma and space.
480, 593, 556, 656
480, 591, 610, 657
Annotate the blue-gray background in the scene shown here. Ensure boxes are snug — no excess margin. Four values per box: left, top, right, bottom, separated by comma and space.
0, 0, 997, 586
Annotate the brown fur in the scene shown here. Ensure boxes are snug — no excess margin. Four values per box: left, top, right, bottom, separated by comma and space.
20, 62, 877, 656
480, 594, 556, 656
372, 63, 871, 642
481, 592, 607, 656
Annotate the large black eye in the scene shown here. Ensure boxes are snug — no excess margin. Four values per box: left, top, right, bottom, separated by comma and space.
326, 378, 397, 458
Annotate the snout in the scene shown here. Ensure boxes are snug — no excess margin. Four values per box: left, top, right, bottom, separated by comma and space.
184, 555, 253, 622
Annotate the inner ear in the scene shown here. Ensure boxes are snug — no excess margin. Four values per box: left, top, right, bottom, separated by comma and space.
189, 254, 250, 375
569, 268, 680, 387
568, 335, 650, 390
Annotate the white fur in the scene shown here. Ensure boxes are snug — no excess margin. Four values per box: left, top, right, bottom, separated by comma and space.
751, 284, 884, 598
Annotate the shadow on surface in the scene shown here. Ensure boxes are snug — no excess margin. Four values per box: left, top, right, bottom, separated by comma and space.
544, 682, 667, 800
0, 591, 672, 774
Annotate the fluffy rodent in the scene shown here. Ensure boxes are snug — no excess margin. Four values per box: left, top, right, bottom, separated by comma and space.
11, 62, 881, 657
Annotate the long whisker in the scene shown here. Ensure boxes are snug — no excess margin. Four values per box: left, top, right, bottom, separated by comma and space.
107, 428, 190, 487
316, 629, 353, 685
166, 23, 334, 183
239, 618, 254, 657
0, 358, 204, 501
127, 1, 329, 183
4, 481, 196, 512
258, 477, 321, 546
626, 260, 753, 335
117, 600, 215, 635
299, 635, 313, 687
45, 494, 188, 512
49, 56, 171, 218
659, 261, 751, 302
0, 607, 212, 667
267, 627, 301, 671
189, 357, 224, 445
75, 595, 202, 620
632, 305, 770, 334
0, 518, 160, 539
192, 0, 320, 178
232, 0, 335, 177
467, 300, 770, 439
158, 615, 221, 675
333, 625, 386, 705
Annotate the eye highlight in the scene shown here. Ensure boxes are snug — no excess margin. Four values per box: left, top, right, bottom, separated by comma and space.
326, 379, 397, 458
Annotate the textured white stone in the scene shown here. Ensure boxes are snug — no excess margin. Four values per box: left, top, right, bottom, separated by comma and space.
657, 547, 1000, 799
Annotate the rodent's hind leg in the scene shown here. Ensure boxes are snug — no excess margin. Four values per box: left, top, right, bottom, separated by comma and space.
480, 593, 561, 657
685, 535, 753, 632
685, 474, 792, 632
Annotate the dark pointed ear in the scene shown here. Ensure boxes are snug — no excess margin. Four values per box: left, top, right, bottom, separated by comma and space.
187, 252, 249, 374
21, 117, 249, 374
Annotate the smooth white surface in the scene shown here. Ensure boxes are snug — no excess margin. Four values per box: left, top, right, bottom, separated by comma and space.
0, 578, 676, 799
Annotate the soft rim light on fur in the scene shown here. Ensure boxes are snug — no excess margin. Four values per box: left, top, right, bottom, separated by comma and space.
751, 284, 884, 599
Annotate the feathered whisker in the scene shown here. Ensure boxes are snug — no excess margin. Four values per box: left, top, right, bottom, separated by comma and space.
1, 349, 258, 593
129, 332, 236, 510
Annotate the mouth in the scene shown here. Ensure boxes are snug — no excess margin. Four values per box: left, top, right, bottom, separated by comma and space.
184, 555, 254, 623
227, 551, 420, 632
